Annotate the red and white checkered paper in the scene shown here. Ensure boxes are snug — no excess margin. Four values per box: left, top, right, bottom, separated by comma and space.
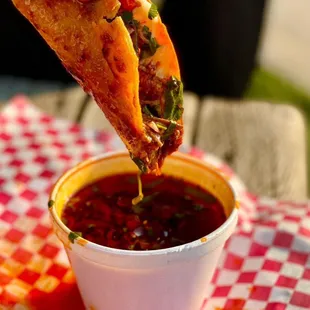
0, 96, 310, 310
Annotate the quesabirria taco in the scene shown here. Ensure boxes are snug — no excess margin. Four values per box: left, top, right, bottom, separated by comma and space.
12, 0, 184, 174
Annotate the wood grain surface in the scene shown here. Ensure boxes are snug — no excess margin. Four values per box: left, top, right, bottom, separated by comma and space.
1, 88, 307, 199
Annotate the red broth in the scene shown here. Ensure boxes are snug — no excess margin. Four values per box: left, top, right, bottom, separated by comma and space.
61, 174, 226, 251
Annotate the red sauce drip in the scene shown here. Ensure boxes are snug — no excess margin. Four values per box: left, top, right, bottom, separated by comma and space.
62, 174, 226, 251
119, 0, 140, 11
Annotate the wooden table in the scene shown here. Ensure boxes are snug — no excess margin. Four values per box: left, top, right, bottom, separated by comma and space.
1, 87, 307, 200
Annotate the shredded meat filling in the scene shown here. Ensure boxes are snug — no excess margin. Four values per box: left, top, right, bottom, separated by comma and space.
139, 63, 166, 108
118, 10, 184, 171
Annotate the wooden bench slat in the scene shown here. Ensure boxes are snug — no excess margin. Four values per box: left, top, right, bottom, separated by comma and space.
196, 99, 307, 200
2, 86, 307, 199
30, 90, 63, 116
57, 87, 88, 122
80, 98, 115, 132
183, 92, 199, 146
29, 86, 87, 123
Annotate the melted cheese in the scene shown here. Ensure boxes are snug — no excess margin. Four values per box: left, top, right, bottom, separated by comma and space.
132, 0, 180, 79
132, 172, 144, 205
133, 0, 156, 29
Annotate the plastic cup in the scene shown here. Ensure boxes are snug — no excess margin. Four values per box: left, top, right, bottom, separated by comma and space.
49, 151, 238, 310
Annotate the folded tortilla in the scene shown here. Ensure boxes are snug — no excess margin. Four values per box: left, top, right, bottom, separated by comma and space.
12, 0, 184, 174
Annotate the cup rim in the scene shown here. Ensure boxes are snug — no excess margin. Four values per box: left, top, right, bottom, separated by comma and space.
49, 151, 238, 258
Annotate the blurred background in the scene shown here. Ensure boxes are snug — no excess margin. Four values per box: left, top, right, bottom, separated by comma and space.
2, 0, 310, 101
1, 0, 309, 198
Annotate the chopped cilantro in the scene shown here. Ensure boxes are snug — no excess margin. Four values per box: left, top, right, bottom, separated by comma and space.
143, 105, 154, 117
148, 3, 159, 20
145, 178, 164, 189
163, 121, 177, 140
149, 36, 160, 55
48, 200, 55, 209
132, 204, 144, 215
132, 192, 159, 214
175, 213, 185, 219
132, 20, 141, 54
130, 153, 147, 173
164, 77, 184, 121
143, 104, 161, 118
68, 231, 82, 244
121, 11, 133, 23
156, 122, 167, 130
185, 187, 217, 203
121, 12, 140, 54
142, 26, 160, 57
147, 227, 154, 237
194, 204, 204, 211
140, 192, 159, 205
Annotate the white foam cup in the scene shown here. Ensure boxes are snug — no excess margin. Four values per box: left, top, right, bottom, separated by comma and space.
49, 151, 238, 310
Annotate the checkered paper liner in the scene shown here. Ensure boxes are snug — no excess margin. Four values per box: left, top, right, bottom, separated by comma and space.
0, 96, 309, 310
